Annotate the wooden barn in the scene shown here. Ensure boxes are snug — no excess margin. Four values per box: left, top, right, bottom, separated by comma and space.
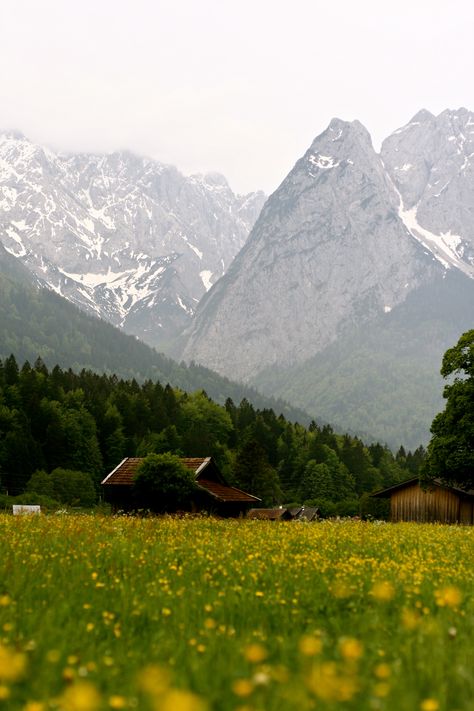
372, 477, 474, 524
247, 507, 293, 521
247, 506, 320, 521
101, 456, 260, 517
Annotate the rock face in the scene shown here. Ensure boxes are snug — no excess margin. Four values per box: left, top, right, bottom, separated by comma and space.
182, 116, 448, 380
0, 132, 265, 349
381, 108, 474, 278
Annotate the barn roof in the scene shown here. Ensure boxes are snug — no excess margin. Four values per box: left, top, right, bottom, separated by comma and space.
197, 479, 260, 503
101, 457, 260, 504
247, 508, 292, 520
102, 457, 212, 486
372, 477, 474, 499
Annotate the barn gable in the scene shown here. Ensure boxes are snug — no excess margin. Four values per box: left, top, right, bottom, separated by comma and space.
373, 478, 474, 524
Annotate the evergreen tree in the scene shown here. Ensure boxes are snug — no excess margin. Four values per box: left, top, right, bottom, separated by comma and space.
233, 438, 282, 505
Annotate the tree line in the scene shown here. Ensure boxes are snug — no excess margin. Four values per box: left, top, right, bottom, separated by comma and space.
0, 354, 426, 514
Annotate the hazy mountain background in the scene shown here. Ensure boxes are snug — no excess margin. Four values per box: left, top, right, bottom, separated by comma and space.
0, 243, 311, 425
182, 109, 474, 448
1, 110, 473, 449
0, 131, 264, 351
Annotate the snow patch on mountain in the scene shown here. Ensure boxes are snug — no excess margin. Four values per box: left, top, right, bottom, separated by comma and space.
308, 154, 340, 170
200, 270, 213, 291
0, 131, 265, 349
398, 201, 473, 277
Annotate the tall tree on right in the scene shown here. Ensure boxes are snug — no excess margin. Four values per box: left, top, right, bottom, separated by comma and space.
426, 330, 474, 488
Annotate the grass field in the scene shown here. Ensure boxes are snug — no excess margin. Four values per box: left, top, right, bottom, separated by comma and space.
0, 514, 473, 710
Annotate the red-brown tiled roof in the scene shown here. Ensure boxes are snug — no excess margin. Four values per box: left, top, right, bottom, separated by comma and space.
102, 457, 141, 485
247, 508, 292, 520
102, 457, 211, 486
197, 479, 260, 503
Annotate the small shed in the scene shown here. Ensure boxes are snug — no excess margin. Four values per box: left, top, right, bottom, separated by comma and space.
247, 508, 293, 521
295, 506, 320, 522
101, 456, 260, 517
372, 477, 474, 524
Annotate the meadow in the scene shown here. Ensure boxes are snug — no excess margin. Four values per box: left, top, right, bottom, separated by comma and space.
0, 515, 473, 711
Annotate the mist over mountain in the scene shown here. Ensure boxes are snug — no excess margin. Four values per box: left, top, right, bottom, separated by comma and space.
0, 132, 265, 350
182, 109, 474, 447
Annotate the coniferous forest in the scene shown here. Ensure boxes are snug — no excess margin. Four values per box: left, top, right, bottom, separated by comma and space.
0, 354, 426, 515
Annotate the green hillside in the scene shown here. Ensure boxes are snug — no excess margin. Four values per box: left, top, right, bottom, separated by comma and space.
253, 271, 474, 450
0, 246, 311, 425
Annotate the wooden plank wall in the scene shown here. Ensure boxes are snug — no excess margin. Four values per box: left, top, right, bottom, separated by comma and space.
390, 483, 473, 524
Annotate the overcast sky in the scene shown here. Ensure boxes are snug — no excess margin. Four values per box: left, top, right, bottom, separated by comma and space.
1, 0, 473, 194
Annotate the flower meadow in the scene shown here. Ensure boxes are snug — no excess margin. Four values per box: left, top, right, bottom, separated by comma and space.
0, 515, 473, 711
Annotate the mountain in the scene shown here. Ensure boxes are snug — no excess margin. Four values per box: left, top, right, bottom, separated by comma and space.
253, 270, 474, 449
0, 245, 311, 425
181, 109, 474, 447
0, 131, 265, 350
381, 108, 474, 277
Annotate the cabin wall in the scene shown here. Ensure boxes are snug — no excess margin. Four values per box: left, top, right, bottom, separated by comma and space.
459, 499, 474, 525
390, 483, 464, 523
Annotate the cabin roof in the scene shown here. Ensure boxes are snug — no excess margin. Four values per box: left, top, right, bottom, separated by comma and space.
197, 479, 260, 503
101, 456, 260, 504
247, 508, 292, 520
102, 457, 212, 486
372, 477, 474, 499
298, 506, 320, 521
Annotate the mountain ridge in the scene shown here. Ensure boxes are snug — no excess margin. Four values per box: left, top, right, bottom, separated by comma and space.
180, 108, 474, 446
0, 131, 265, 350
0, 244, 313, 426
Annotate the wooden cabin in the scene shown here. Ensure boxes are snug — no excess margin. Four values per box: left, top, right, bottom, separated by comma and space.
101, 456, 260, 517
372, 477, 474, 524
247, 506, 320, 521
247, 507, 293, 521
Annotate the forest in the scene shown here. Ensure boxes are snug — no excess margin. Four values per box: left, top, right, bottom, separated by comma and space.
0, 354, 426, 515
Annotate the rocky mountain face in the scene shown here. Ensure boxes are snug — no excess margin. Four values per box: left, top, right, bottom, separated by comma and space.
381, 108, 474, 278
182, 109, 474, 446
0, 132, 265, 349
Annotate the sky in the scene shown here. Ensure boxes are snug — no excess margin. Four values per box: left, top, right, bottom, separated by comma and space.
1, 0, 473, 194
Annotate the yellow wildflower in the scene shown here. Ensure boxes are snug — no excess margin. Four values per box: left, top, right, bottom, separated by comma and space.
244, 643, 267, 663
371, 580, 395, 601
0, 644, 27, 682
298, 635, 323, 656
402, 607, 421, 630
159, 689, 207, 711
306, 662, 358, 702
374, 663, 391, 679
420, 700, 439, 711
59, 681, 101, 711
373, 682, 391, 698
435, 586, 462, 608
339, 637, 364, 661
232, 679, 254, 697
137, 664, 170, 698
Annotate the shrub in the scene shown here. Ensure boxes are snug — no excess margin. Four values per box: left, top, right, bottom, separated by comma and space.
133, 453, 197, 512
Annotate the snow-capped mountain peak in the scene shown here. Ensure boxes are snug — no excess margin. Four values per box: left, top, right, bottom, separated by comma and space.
381, 108, 474, 277
0, 132, 265, 349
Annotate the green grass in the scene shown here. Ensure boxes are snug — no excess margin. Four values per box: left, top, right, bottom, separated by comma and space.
0, 515, 473, 710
